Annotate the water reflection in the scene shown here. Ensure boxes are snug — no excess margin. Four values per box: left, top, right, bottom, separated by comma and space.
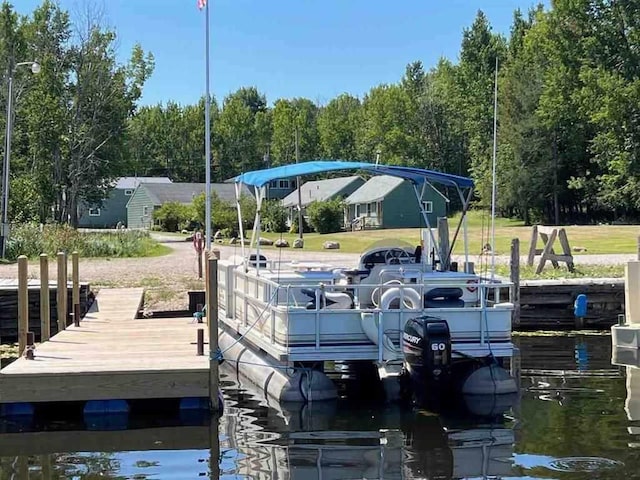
5, 334, 640, 479
221, 377, 518, 480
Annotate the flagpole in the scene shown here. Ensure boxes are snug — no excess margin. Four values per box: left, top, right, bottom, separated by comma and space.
204, 0, 212, 250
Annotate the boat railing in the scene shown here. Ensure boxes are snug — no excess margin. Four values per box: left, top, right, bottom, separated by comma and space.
226, 265, 514, 361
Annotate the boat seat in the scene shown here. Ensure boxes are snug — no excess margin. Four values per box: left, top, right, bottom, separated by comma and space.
424, 287, 465, 309
248, 254, 267, 268
302, 288, 354, 310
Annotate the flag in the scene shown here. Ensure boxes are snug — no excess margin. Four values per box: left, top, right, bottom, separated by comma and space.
197, 0, 207, 9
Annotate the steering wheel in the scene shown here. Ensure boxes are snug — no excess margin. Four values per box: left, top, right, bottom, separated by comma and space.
385, 248, 411, 264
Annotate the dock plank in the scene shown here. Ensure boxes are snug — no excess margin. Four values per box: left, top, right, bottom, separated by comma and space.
0, 288, 210, 403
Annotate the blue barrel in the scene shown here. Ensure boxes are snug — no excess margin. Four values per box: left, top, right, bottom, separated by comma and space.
574, 294, 587, 318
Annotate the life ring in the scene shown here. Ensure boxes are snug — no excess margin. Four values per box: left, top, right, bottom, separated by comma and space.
380, 287, 422, 310
466, 279, 478, 293
371, 280, 403, 308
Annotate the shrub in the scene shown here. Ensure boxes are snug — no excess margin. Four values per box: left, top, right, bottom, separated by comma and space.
262, 200, 288, 233
153, 202, 193, 232
289, 213, 311, 234
192, 192, 255, 233
5, 223, 158, 260
307, 199, 344, 234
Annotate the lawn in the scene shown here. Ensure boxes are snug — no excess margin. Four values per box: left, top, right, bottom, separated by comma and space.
256, 211, 639, 256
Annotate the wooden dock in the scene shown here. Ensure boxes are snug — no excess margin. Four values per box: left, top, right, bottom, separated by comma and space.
0, 288, 209, 406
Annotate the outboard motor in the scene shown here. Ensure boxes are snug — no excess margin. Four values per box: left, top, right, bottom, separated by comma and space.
402, 316, 452, 401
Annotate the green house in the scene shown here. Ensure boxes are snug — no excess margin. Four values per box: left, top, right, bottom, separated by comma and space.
127, 182, 252, 229
344, 175, 446, 229
77, 177, 172, 228
282, 175, 365, 225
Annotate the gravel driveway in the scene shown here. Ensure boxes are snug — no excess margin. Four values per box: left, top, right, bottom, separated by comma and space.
0, 234, 634, 312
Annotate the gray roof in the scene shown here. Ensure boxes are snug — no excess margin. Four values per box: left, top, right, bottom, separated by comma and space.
345, 175, 404, 204
282, 176, 363, 207
141, 182, 252, 205
115, 177, 172, 189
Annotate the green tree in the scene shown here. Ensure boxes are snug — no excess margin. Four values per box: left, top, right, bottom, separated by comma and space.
271, 98, 319, 165
307, 198, 344, 233
317, 93, 361, 159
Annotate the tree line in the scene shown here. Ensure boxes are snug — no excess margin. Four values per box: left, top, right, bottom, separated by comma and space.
5, 1, 640, 226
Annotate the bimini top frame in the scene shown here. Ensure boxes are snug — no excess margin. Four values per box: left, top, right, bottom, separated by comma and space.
234, 160, 475, 272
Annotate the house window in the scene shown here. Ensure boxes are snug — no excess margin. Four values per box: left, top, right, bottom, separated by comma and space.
355, 204, 361, 217
422, 201, 433, 214
142, 206, 149, 216
290, 179, 296, 189
88, 207, 100, 217
368, 202, 377, 215
278, 179, 289, 189
269, 180, 277, 188
124, 189, 133, 196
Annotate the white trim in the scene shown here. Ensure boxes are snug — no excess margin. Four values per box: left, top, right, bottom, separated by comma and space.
88, 207, 101, 217
421, 201, 433, 214
142, 205, 149, 216
124, 189, 133, 196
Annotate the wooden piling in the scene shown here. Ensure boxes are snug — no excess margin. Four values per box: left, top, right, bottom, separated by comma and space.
26, 331, 35, 360
18, 456, 28, 479
40, 455, 51, 480
207, 250, 220, 412
197, 329, 204, 356
197, 251, 203, 279
57, 252, 67, 330
510, 238, 521, 328
40, 254, 50, 341
18, 255, 28, 356
637, 235, 640, 261
73, 303, 80, 327
210, 416, 220, 480
72, 251, 80, 313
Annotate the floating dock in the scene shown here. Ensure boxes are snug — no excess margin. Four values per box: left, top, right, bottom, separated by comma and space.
0, 288, 210, 410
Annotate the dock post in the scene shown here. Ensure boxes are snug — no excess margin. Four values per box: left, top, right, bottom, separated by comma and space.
57, 251, 67, 331
197, 329, 205, 356
207, 250, 220, 412
40, 254, 50, 341
73, 303, 80, 327
26, 331, 35, 359
210, 416, 221, 480
72, 251, 80, 321
18, 255, 28, 356
510, 238, 520, 328
637, 235, 640, 261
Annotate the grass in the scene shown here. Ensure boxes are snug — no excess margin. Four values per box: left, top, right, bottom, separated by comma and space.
492, 263, 625, 280
254, 211, 638, 256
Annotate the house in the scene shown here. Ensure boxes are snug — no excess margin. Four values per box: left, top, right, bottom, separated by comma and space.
226, 176, 296, 200
344, 175, 446, 229
281, 175, 365, 224
126, 182, 252, 229
77, 177, 172, 228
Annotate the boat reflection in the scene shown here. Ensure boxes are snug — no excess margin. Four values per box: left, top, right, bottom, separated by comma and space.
222, 386, 517, 480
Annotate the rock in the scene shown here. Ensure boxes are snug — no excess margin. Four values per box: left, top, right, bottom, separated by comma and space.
573, 246, 588, 252
323, 241, 340, 250
258, 237, 274, 246
293, 238, 304, 249
275, 238, 290, 248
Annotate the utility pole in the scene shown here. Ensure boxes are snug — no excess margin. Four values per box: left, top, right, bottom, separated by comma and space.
295, 128, 303, 240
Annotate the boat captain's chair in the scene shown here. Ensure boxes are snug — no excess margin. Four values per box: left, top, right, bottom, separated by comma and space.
424, 287, 464, 308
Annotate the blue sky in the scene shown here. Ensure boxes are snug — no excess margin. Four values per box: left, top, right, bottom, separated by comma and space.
16, 1, 546, 107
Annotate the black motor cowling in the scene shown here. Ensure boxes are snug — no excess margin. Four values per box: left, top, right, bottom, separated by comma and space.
402, 316, 452, 397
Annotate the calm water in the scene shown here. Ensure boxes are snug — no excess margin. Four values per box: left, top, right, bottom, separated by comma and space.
1, 333, 639, 479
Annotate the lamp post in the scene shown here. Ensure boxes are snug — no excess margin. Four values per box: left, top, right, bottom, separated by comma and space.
1, 60, 41, 258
